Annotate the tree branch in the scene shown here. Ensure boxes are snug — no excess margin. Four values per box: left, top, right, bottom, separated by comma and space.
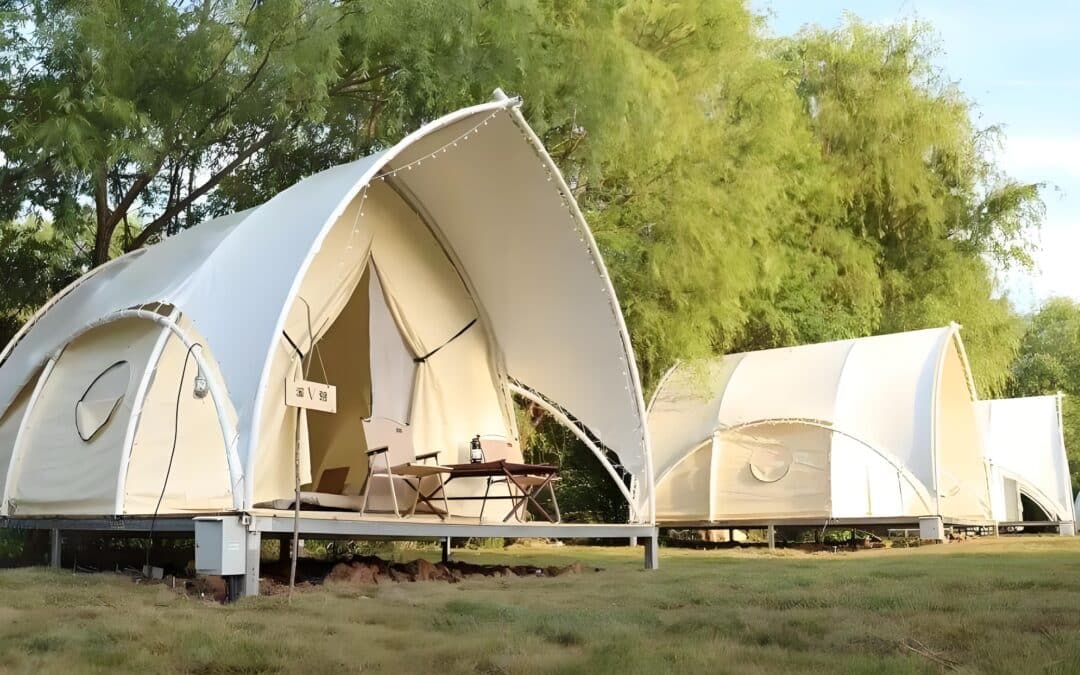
128, 130, 278, 250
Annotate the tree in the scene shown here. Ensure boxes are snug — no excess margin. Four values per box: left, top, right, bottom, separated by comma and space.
0, 219, 86, 347
774, 19, 1040, 395
0, 0, 660, 265
1008, 298, 1080, 490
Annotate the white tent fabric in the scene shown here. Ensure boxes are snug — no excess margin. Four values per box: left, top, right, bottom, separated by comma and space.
977, 395, 1074, 524
648, 325, 991, 523
367, 266, 415, 425
0, 95, 653, 522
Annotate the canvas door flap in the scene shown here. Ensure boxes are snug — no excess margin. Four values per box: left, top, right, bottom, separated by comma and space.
254, 195, 374, 500
303, 270, 370, 495
365, 181, 477, 351
408, 328, 510, 461
281, 195, 373, 354
368, 265, 416, 424
365, 182, 507, 461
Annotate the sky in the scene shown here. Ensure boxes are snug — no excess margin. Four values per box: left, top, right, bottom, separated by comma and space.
752, 0, 1080, 312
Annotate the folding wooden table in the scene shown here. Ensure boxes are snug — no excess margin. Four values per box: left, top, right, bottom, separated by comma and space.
419, 459, 561, 523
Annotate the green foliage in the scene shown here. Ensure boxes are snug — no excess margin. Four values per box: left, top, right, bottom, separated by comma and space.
0, 219, 88, 347
774, 19, 1035, 396
1008, 298, 1080, 490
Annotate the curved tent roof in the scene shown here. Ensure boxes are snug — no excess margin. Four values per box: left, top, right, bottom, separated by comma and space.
977, 395, 1074, 524
0, 95, 653, 520
648, 325, 991, 522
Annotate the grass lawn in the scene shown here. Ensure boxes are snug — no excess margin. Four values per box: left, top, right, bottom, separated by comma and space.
1, 536, 1079, 674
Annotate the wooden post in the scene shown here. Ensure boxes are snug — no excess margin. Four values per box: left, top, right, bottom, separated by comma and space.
767, 524, 776, 551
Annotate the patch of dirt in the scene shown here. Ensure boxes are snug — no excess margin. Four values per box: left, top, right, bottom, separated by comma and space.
255, 556, 584, 593
173, 556, 588, 600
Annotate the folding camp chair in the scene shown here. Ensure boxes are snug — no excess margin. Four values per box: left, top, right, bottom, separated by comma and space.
359, 418, 451, 519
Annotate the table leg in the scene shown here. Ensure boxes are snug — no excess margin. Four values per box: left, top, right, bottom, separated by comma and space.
546, 479, 561, 523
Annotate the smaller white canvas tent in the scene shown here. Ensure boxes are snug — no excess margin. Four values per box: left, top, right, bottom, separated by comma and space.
977, 395, 1075, 534
648, 325, 993, 526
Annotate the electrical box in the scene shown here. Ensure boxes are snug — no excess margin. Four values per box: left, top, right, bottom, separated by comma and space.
194, 516, 247, 576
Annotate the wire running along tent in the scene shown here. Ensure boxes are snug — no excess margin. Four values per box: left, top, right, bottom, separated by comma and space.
0, 94, 654, 524
977, 395, 1075, 531
647, 325, 993, 524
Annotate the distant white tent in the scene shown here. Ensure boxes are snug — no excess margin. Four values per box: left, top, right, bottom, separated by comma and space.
648, 325, 992, 524
977, 395, 1075, 534
0, 94, 653, 522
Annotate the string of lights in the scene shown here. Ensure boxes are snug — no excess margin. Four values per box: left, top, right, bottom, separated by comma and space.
334, 102, 644, 441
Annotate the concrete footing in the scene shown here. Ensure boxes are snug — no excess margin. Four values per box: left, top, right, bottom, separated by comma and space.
1059, 522, 1076, 537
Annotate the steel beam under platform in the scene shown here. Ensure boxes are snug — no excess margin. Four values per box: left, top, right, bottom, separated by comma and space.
659, 515, 997, 543
660, 516, 997, 529
1, 513, 660, 598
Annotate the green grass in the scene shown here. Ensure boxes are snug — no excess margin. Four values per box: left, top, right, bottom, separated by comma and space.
1, 537, 1080, 673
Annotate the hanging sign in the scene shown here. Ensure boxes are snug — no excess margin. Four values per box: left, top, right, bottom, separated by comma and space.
286, 379, 337, 413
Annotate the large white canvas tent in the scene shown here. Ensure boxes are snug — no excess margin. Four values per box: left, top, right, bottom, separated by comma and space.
0, 94, 654, 524
977, 395, 1075, 534
648, 325, 992, 527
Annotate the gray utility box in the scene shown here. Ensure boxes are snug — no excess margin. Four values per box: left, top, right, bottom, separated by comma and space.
194, 516, 247, 576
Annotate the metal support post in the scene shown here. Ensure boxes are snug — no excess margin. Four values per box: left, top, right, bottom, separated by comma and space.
49, 529, 61, 569
643, 529, 659, 570
243, 520, 261, 598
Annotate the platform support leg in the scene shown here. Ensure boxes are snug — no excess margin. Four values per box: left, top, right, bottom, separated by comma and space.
643, 530, 659, 570
441, 537, 452, 563
918, 516, 945, 542
49, 529, 61, 569
1059, 522, 1076, 537
628, 536, 638, 547
243, 524, 261, 598
767, 524, 776, 551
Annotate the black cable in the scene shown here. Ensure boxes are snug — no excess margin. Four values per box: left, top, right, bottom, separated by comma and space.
146, 341, 200, 572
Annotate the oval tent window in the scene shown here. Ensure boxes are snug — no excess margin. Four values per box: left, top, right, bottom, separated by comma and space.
748, 444, 794, 483
76, 361, 131, 442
